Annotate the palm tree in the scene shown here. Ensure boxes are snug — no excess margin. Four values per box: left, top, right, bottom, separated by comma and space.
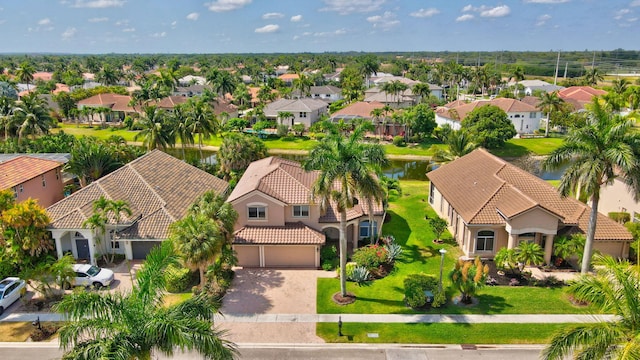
95, 64, 122, 86
358, 55, 379, 88
537, 91, 564, 137
217, 133, 268, 181
186, 98, 218, 161
0, 96, 17, 139
543, 99, 640, 274
611, 78, 629, 96
65, 137, 121, 187
583, 67, 604, 86
303, 124, 387, 299
542, 255, 640, 360
134, 105, 173, 151
510, 66, 525, 97
14, 92, 53, 143
82, 196, 110, 264
54, 242, 237, 360
16, 61, 35, 91
412, 83, 431, 103
369, 108, 384, 137
432, 130, 478, 163
170, 103, 194, 160
107, 199, 132, 263
278, 111, 294, 127
293, 73, 313, 97
381, 80, 409, 107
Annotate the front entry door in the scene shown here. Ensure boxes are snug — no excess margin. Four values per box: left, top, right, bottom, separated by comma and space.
76, 239, 90, 259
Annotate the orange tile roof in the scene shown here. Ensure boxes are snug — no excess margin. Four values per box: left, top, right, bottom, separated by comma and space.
0, 156, 62, 190
278, 73, 300, 81
427, 148, 632, 241
331, 101, 385, 119
234, 222, 325, 245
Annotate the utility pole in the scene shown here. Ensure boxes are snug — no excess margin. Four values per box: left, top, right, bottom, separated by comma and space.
563, 62, 568, 79
553, 51, 560, 85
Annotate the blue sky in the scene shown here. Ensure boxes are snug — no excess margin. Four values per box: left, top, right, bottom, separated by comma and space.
0, 0, 638, 54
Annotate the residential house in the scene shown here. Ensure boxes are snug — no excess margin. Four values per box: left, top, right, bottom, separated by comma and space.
597, 179, 640, 223
512, 80, 564, 96
77, 93, 136, 122
291, 85, 343, 103
364, 88, 415, 109
178, 75, 207, 86
0, 156, 65, 208
330, 101, 404, 137
46, 150, 229, 265
263, 98, 328, 128
227, 157, 384, 268
427, 149, 632, 263
372, 75, 444, 100
435, 98, 542, 135
558, 86, 607, 111
173, 84, 208, 97
278, 73, 299, 86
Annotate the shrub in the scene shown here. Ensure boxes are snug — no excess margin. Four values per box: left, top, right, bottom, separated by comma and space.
392, 135, 405, 147
609, 212, 630, 224
321, 260, 335, 271
432, 289, 446, 308
351, 266, 371, 284
276, 124, 289, 137
404, 273, 438, 309
352, 245, 389, 270
164, 265, 193, 293
337, 262, 357, 279
385, 243, 403, 262
321, 245, 338, 261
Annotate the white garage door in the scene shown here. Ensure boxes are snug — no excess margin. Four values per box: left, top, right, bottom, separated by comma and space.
264, 245, 316, 268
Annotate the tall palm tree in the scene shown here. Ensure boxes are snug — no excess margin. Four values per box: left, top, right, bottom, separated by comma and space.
538, 91, 564, 137
583, 67, 604, 86
95, 64, 122, 86
381, 80, 409, 107
16, 61, 35, 91
107, 199, 132, 262
369, 108, 384, 136
14, 92, 52, 143
186, 98, 218, 161
277, 111, 294, 127
217, 133, 268, 181
542, 255, 640, 360
293, 73, 313, 98
170, 103, 194, 160
54, 242, 237, 360
412, 83, 431, 103
611, 78, 629, 96
543, 99, 640, 274
509, 66, 525, 97
303, 124, 387, 298
65, 137, 121, 187
358, 55, 379, 88
0, 96, 17, 139
134, 105, 173, 152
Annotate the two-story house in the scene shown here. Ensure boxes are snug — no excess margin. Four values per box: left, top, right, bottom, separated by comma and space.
435, 98, 542, 135
263, 98, 328, 128
0, 156, 65, 208
227, 157, 385, 268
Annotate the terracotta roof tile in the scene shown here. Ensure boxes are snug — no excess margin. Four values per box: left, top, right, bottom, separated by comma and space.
331, 101, 385, 119
234, 222, 325, 245
0, 157, 62, 190
427, 148, 631, 241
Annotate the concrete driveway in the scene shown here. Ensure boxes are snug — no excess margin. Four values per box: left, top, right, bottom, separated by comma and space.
218, 268, 335, 343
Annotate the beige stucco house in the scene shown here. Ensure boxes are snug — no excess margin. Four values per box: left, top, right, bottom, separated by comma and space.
263, 98, 328, 129
597, 178, 640, 223
227, 157, 385, 268
427, 149, 632, 264
46, 150, 228, 265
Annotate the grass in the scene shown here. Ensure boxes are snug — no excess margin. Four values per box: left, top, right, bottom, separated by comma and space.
317, 322, 568, 344
546, 179, 561, 188
490, 137, 564, 157
163, 292, 193, 307
0, 322, 61, 342
317, 180, 597, 315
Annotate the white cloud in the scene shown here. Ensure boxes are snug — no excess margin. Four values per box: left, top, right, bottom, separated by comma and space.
186, 12, 199, 21
122, 27, 135, 32
62, 27, 77, 39
262, 12, 284, 19
151, 31, 167, 38
171, 20, 177, 28
320, 0, 386, 15
367, 11, 399, 30
205, 0, 252, 12
290, 14, 303, 22
614, 9, 631, 19
632, 0, 640, 7
38, 18, 52, 25
524, 0, 569, 3
410, 8, 440, 18
456, 14, 474, 22
462, 5, 474, 12
480, 5, 510, 17
72, 0, 125, 8
88, 17, 108, 22
255, 24, 279, 33
115, 19, 129, 26
536, 14, 551, 26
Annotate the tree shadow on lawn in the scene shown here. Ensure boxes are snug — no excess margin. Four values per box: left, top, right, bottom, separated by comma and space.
353, 296, 406, 309
397, 244, 438, 266
441, 294, 513, 314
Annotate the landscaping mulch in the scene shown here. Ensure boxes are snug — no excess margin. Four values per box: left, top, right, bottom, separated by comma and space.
17, 295, 62, 313
484, 260, 532, 286
332, 292, 356, 305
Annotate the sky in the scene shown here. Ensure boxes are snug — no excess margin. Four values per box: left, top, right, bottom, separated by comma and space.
0, 0, 638, 54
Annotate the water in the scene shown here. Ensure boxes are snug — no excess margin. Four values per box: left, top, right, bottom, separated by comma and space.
163, 148, 564, 181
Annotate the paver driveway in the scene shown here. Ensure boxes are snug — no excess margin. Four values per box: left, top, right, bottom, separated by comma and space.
218, 268, 335, 343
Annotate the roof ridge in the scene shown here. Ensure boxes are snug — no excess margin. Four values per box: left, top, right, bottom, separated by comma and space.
468, 173, 507, 224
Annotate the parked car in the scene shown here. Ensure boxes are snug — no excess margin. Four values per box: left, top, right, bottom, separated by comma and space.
0, 277, 26, 315
72, 264, 114, 288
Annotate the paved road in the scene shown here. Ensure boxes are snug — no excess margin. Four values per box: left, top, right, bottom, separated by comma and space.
0, 342, 552, 360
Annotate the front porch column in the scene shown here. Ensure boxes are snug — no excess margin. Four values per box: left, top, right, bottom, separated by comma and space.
507, 233, 518, 249
51, 230, 64, 259
544, 234, 554, 265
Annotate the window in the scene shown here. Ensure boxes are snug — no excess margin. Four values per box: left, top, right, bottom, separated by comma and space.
518, 232, 535, 245
476, 230, 495, 252
19, 185, 23, 193
299, 112, 307, 118
55, 169, 60, 180
111, 241, 120, 249
359, 221, 378, 239
429, 182, 435, 205
530, 112, 537, 118
42, 175, 46, 187
12, 187, 18, 198
292, 205, 309, 217
248, 206, 266, 220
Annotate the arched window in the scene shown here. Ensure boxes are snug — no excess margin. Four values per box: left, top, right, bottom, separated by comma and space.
518, 232, 536, 245
476, 230, 495, 251
359, 221, 378, 239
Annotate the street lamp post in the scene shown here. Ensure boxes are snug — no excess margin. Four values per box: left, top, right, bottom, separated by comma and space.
438, 248, 447, 292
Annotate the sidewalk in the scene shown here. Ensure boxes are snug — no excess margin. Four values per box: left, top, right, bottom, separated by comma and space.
1, 312, 616, 324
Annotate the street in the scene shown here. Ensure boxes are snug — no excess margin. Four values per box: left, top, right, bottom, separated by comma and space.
0, 342, 551, 360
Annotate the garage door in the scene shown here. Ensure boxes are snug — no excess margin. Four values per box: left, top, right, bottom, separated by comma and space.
235, 245, 260, 267
264, 245, 316, 268
131, 241, 162, 259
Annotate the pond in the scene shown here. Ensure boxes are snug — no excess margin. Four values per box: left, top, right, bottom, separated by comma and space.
163, 148, 564, 181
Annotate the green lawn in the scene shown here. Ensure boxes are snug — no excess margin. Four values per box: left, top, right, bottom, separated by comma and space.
490, 137, 564, 157
317, 322, 568, 344
317, 180, 596, 315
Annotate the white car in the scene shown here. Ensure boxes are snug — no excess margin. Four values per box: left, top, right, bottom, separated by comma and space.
72, 264, 115, 288
0, 277, 26, 315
